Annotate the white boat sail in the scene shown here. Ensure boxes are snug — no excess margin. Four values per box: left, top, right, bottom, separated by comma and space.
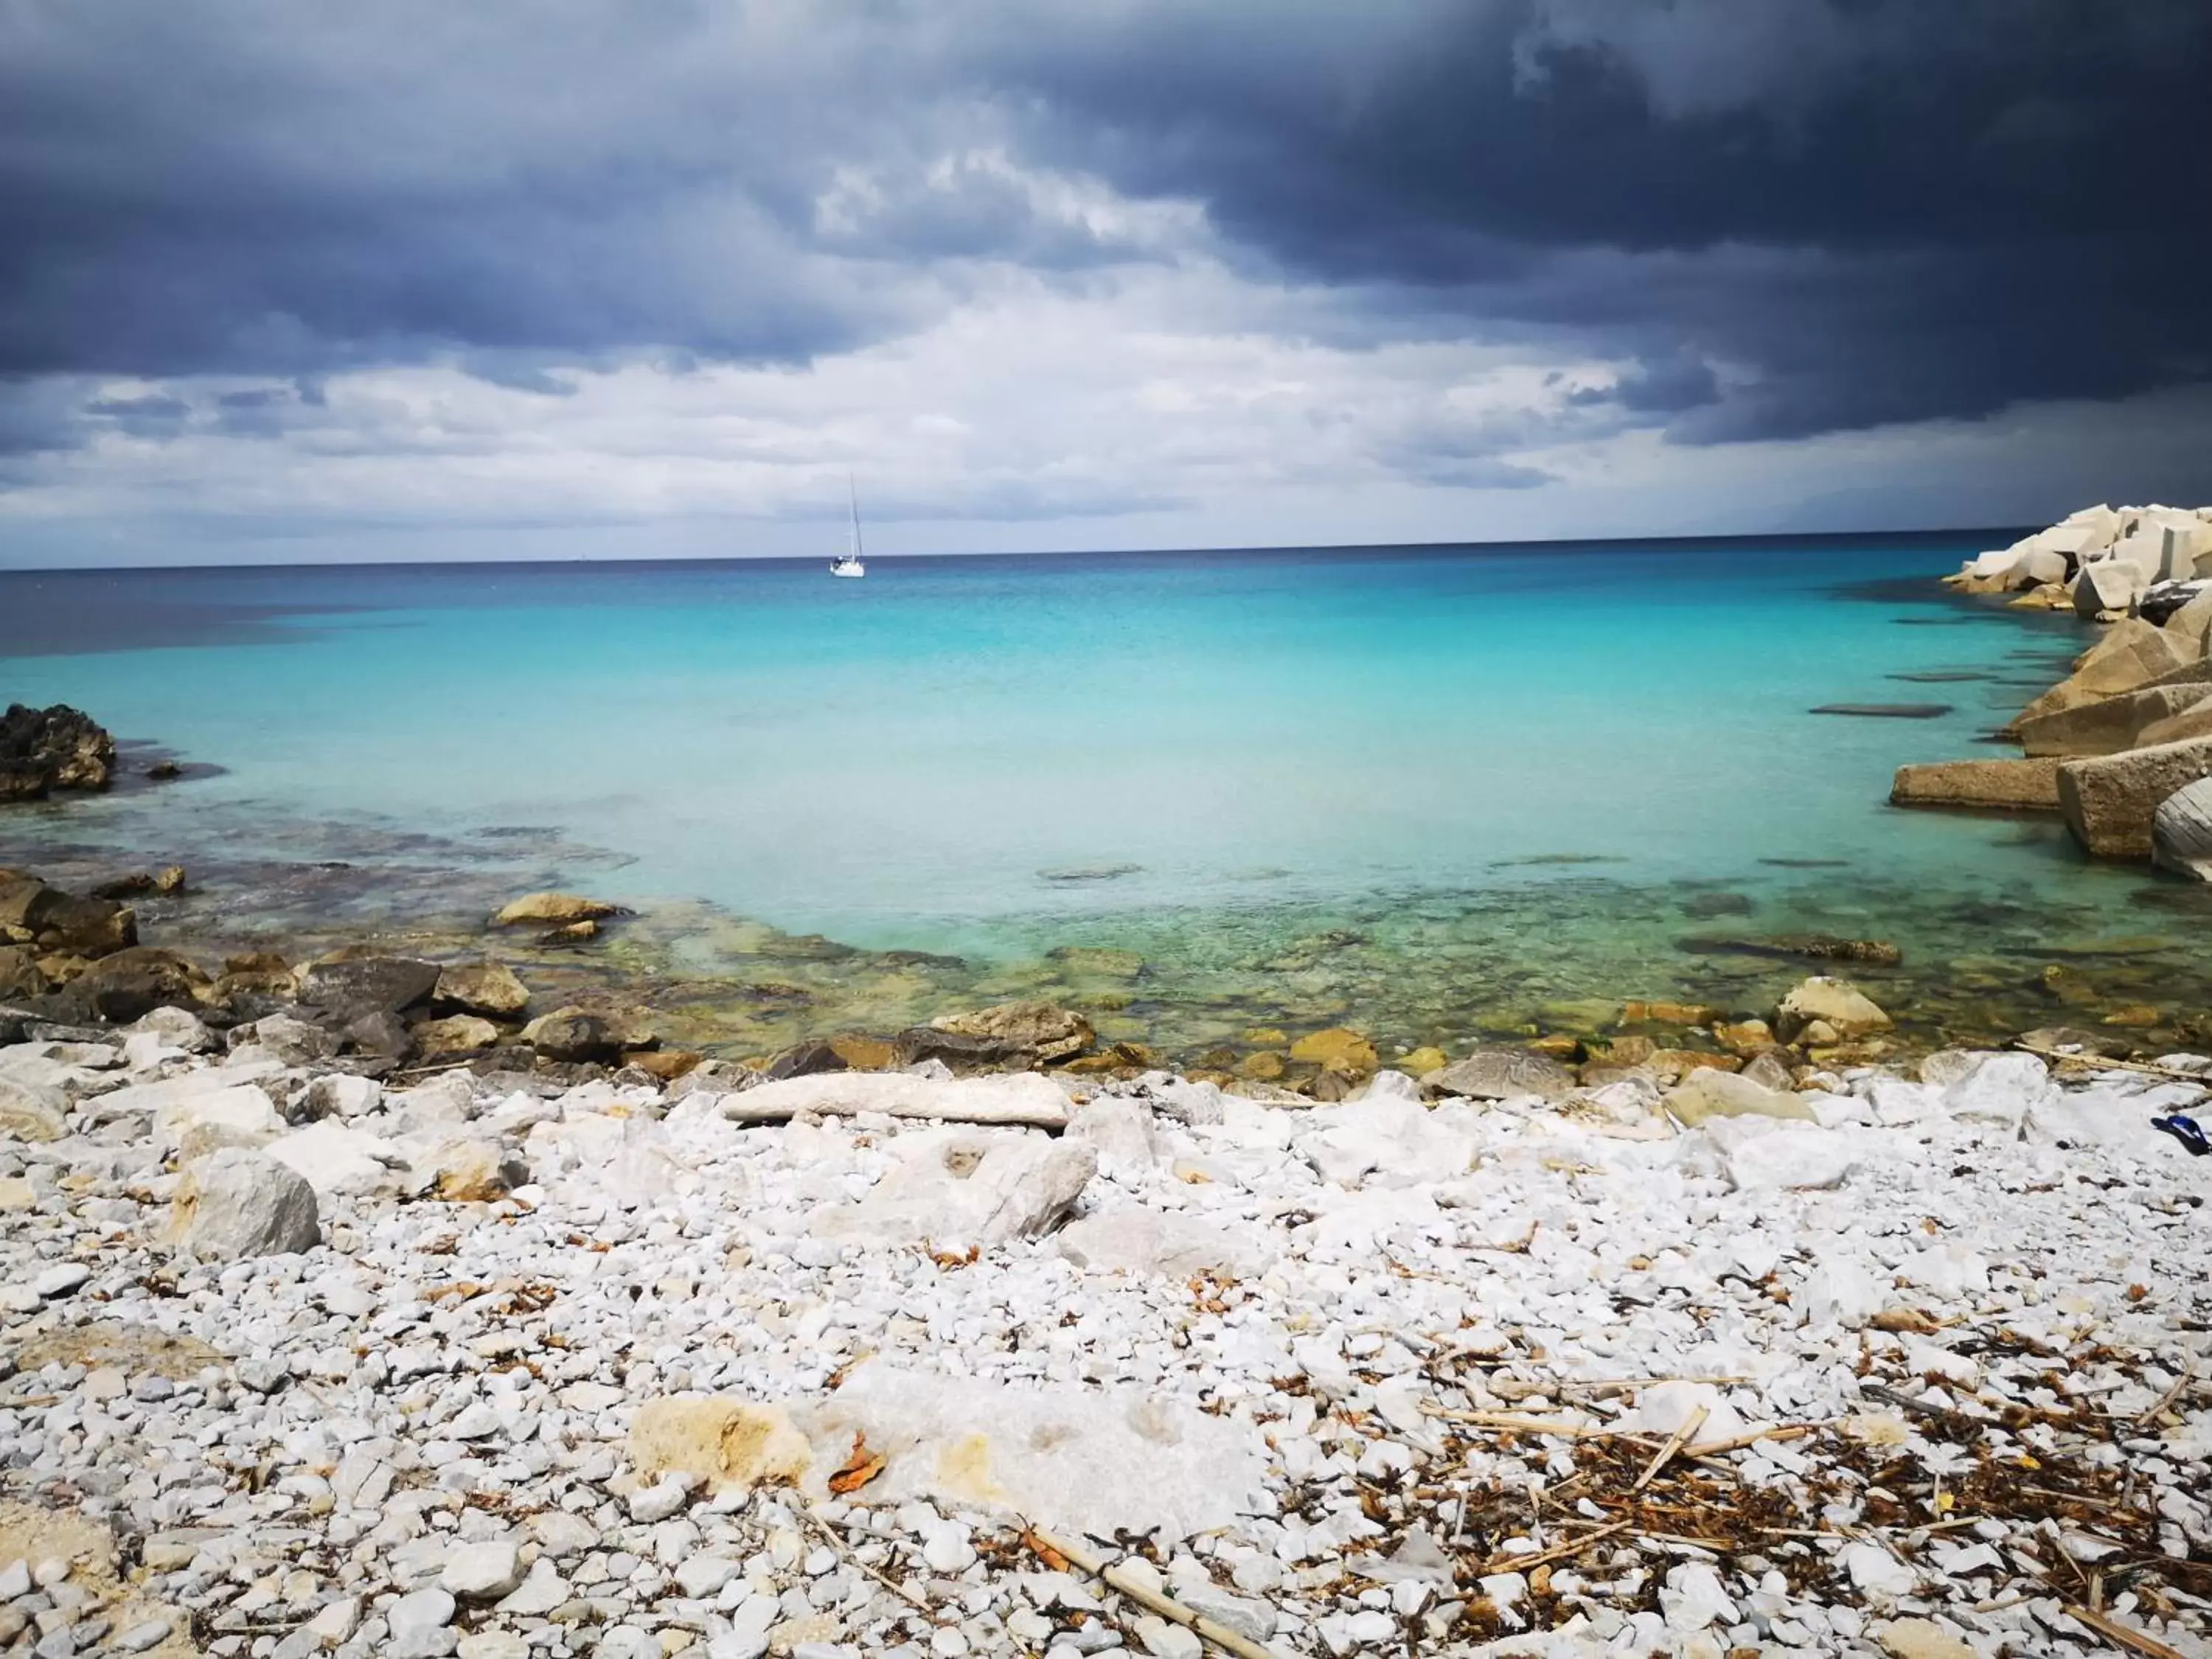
830, 476, 866, 577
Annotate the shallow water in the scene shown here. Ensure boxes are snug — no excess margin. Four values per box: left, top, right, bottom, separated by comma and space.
6, 538, 2208, 1055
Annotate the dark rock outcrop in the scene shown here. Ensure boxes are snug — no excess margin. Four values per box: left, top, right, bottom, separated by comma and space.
0, 704, 115, 802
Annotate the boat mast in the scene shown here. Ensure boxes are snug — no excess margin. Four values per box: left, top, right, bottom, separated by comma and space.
846, 474, 864, 563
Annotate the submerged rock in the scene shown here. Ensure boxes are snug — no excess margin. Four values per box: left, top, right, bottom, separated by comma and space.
492, 891, 622, 926
928, 1000, 1094, 1065
0, 703, 114, 801
1288, 1026, 1378, 1077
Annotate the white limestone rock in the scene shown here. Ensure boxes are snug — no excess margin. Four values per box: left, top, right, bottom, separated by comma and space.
170, 1147, 321, 1259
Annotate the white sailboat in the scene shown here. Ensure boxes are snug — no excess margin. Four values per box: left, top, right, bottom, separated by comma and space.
830, 476, 866, 578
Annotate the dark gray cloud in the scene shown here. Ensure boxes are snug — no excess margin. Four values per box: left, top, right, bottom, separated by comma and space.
998, 0, 2212, 442
1, 0, 2207, 467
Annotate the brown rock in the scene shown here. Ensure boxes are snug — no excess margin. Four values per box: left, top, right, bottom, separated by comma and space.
625, 1048, 704, 1082
2101, 1005, 2163, 1028
1645, 1048, 1742, 1080
541, 919, 599, 942
0, 945, 45, 999
0, 874, 136, 957
1712, 1018, 1775, 1058
493, 891, 624, 926
2009, 620, 2193, 728
411, 1014, 501, 1053
1287, 1026, 1379, 1077
2058, 734, 2212, 858
1528, 1034, 1583, 1060
1588, 1034, 1656, 1067
2136, 694, 2212, 749
68, 946, 210, 1023
931, 1001, 1096, 1065
434, 959, 530, 1019
827, 1034, 897, 1071
1889, 757, 2062, 813
0, 703, 114, 799
1618, 1000, 1722, 1027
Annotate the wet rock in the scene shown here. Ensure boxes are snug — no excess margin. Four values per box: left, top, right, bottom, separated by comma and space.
2059, 734, 2212, 858
492, 891, 622, 926
1890, 757, 2063, 813
1688, 934, 1902, 967
432, 959, 529, 1018
0, 945, 46, 1000
1287, 1026, 1377, 1077
522, 1008, 620, 1062
1776, 976, 1893, 1041
0, 704, 114, 801
66, 946, 209, 1023
2013, 619, 2193, 727
2153, 776, 2212, 881
297, 953, 440, 1015
170, 1147, 321, 1259
88, 865, 187, 900
411, 1013, 501, 1053
627, 1397, 813, 1495
1425, 1047, 1575, 1102
0, 874, 135, 958
928, 1000, 1094, 1065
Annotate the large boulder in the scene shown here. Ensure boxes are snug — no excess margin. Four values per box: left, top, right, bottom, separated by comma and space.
522, 1004, 651, 1062
1663, 1069, 1817, 1127
66, 947, 210, 1023
433, 960, 529, 1019
493, 891, 622, 926
171, 1148, 321, 1259
927, 1001, 1094, 1066
2014, 684, 2211, 757
0, 1074, 67, 1142
810, 1130, 1096, 1248
2059, 734, 2212, 858
152, 1082, 285, 1158
2137, 693, 2212, 749
2011, 620, 2193, 727
1425, 1047, 1576, 1102
1888, 757, 2062, 813
298, 955, 440, 1016
2152, 777, 2212, 882
1775, 976, 1891, 1042
2163, 586, 2212, 655
2073, 557, 2145, 617
0, 705, 114, 801
0, 873, 135, 957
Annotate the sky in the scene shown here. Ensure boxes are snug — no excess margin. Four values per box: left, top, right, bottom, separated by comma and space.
3, 0, 2211, 568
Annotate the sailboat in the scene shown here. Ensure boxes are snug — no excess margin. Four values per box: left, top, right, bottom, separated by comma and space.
830, 476, 866, 578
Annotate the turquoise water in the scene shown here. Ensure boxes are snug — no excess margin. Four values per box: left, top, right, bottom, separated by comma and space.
6, 538, 2202, 1052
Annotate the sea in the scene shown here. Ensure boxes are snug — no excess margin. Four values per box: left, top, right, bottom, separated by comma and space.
4, 535, 2205, 1057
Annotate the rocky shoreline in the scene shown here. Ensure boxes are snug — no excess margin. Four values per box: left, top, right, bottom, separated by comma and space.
1900, 503, 2212, 874
4, 971, 2211, 1658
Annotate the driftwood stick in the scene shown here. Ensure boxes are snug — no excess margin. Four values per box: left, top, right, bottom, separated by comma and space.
1477, 1520, 1630, 1575
2062, 1601, 2190, 1659
801, 1509, 931, 1610
1685, 1422, 1821, 1457
2013, 1043, 2211, 1087
1632, 1405, 1708, 1494
2137, 1367, 2194, 1425
1419, 1404, 1599, 1437
1025, 1525, 1292, 1659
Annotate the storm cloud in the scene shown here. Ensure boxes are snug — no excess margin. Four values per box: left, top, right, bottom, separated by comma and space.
0, 0, 2208, 557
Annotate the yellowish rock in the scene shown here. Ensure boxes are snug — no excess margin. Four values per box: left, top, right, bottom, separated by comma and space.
493, 891, 620, 926
0, 1177, 34, 1211
1397, 1046, 1448, 1077
1288, 1027, 1377, 1076
627, 1398, 813, 1495
411, 1015, 500, 1054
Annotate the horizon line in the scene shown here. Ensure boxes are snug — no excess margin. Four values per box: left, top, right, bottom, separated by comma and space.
0, 520, 2031, 578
